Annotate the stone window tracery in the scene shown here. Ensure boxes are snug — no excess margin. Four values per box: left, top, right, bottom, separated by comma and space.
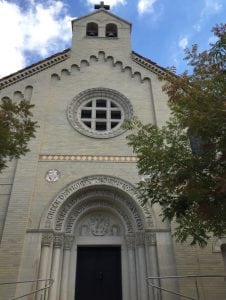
80, 98, 122, 131
67, 88, 133, 138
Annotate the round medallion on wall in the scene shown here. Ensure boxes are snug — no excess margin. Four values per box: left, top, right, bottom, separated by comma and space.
45, 169, 60, 182
67, 88, 133, 138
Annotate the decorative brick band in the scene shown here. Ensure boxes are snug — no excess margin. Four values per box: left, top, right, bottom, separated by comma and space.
39, 154, 138, 163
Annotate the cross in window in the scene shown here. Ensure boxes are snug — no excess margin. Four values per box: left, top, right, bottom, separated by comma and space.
94, 1, 110, 10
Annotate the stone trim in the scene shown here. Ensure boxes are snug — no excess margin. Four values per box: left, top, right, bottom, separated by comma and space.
65, 198, 134, 234
67, 88, 133, 139
41, 232, 54, 246
0, 49, 172, 90
135, 231, 145, 247
145, 232, 156, 246
41, 231, 74, 249
55, 189, 144, 233
64, 235, 74, 250
39, 154, 138, 162
0, 49, 70, 90
125, 235, 136, 250
53, 233, 64, 248
42, 175, 152, 230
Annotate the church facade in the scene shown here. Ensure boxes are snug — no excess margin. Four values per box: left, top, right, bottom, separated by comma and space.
0, 4, 225, 300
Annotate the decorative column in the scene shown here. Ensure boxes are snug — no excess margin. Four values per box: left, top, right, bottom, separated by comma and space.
36, 232, 53, 300
49, 233, 64, 300
145, 232, 161, 300
125, 235, 137, 300
60, 235, 74, 299
136, 231, 149, 300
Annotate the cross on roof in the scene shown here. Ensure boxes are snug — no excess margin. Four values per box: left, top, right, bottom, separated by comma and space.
94, 1, 110, 10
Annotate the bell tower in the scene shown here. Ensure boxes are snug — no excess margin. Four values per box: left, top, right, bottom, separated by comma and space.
70, 2, 132, 61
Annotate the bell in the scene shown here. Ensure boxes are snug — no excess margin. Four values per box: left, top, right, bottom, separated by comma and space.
87, 31, 97, 36
106, 31, 116, 37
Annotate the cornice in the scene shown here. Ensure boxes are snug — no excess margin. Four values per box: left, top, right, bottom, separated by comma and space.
0, 49, 70, 90
0, 48, 173, 90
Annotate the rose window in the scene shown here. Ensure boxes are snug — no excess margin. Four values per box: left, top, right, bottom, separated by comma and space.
67, 88, 133, 138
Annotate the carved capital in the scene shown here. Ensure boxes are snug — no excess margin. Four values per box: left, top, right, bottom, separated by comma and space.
136, 231, 145, 247
145, 232, 156, 246
53, 233, 64, 248
125, 235, 135, 250
64, 235, 74, 250
41, 232, 53, 247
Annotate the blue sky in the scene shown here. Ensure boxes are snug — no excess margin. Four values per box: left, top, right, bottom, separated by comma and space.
0, 0, 225, 78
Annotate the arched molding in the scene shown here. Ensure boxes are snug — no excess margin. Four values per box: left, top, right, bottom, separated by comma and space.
61, 69, 70, 76
50, 51, 153, 83
64, 197, 135, 234
13, 91, 23, 101
51, 73, 60, 81
24, 85, 33, 101
80, 59, 89, 67
40, 175, 153, 230
72, 206, 125, 236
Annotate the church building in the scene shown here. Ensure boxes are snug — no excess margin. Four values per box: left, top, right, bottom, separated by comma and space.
0, 3, 225, 300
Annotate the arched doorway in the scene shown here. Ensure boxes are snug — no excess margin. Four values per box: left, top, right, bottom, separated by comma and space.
37, 175, 159, 300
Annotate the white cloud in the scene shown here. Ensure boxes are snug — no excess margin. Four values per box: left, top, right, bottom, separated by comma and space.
137, 0, 157, 15
0, 0, 72, 78
193, 0, 223, 34
203, 0, 222, 14
86, 0, 126, 8
208, 35, 218, 45
178, 36, 188, 50
193, 24, 201, 32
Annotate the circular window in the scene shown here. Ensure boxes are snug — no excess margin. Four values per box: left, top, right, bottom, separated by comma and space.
67, 88, 133, 138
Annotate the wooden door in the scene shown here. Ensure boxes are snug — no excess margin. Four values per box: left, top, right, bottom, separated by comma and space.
75, 246, 122, 300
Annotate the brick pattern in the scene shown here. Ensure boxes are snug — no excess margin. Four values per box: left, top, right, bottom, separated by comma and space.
0, 8, 225, 300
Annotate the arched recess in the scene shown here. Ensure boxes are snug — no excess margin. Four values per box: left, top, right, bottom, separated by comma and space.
86, 22, 98, 36
38, 175, 158, 300
106, 23, 118, 37
40, 175, 153, 230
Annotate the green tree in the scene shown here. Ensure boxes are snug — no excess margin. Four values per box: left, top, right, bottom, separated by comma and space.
126, 24, 226, 246
0, 97, 38, 172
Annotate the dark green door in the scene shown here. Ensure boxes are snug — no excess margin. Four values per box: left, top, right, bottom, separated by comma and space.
75, 246, 122, 300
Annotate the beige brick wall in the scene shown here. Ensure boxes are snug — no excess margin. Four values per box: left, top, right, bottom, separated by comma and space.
172, 223, 226, 300
0, 8, 225, 300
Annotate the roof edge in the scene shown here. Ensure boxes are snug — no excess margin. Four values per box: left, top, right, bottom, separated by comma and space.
131, 51, 176, 77
71, 9, 131, 28
0, 48, 176, 91
0, 49, 70, 90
